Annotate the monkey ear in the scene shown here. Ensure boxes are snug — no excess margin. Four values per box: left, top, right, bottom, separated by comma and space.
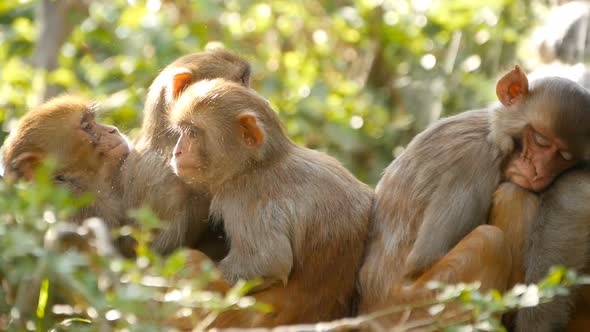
11, 152, 42, 181
496, 65, 529, 107
172, 72, 194, 99
237, 113, 264, 147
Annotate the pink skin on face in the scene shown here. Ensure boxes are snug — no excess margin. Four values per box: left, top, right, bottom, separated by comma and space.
505, 126, 577, 192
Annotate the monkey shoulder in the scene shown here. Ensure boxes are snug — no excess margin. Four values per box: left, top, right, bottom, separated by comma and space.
291, 147, 373, 200
213, 146, 372, 230
382, 109, 501, 178
374, 108, 504, 235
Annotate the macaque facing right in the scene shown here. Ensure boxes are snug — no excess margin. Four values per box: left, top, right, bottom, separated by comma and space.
169, 79, 373, 327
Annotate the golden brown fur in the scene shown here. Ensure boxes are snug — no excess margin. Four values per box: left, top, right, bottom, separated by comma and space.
514, 170, 590, 332
365, 225, 510, 329
489, 183, 539, 287
169, 79, 373, 327
1, 96, 133, 254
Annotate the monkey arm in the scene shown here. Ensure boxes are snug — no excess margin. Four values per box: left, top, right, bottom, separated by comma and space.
515, 169, 590, 332
219, 203, 294, 286
404, 174, 498, 279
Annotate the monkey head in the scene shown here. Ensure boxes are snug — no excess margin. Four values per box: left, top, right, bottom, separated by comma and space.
493, 65, 590, 192
140, 49, 252, 155
169, 79, 289, 190
2, 95, 130, 190
149, 49, 251, 112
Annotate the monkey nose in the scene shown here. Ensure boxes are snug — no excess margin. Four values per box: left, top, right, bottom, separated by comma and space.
174, 150, 182, 157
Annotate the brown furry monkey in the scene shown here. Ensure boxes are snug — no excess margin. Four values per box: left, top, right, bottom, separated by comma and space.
358, 65, 590, 319
169, 79, 373, 327
119, 49, 251, 255
2, 96, 134, 255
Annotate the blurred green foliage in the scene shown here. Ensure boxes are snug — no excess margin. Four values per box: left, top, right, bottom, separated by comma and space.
1, 2, 588, 331
0, 161, 263, 331
0, 0, 545, 184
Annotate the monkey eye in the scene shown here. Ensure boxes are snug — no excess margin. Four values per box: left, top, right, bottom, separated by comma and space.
533, 132, 551, 147
187, 128, 200, 139
560, 151, 574, 161
81, 121, 91, 131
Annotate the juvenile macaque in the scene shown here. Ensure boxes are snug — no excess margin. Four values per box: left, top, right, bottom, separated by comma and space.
169, 79, 373, 327
2, 96, 131, 232
358, 66, 590, 320
1, 97, 131, 326
119, 49, 251, 255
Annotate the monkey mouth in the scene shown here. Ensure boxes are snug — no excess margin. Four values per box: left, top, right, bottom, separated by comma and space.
508, 170, 553, 192
171, 163, 194, 175
101, 141, 130, 158
529, 175, 554, 192
506, 157, 553, 192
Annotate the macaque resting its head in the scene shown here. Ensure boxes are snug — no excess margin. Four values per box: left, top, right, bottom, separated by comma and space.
493, 65, 590, 192
358, 65, 590, 318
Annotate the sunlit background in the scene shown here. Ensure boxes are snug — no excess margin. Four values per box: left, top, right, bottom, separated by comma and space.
1, 0, 587, 185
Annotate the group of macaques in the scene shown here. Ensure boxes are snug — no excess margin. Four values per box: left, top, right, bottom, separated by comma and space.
2, 49, 590, 331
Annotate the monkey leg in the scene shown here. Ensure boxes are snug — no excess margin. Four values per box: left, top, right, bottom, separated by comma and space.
208, 273, 353, 329
365, 225, 511, 329
413, 224, 511, 292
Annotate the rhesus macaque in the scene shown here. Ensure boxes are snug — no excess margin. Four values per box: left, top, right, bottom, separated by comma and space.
358, 65, 590, 323
0, 96, 133, 326
2, 96, 131, 232
169, 79, 373, 327
119, 49, 251, 255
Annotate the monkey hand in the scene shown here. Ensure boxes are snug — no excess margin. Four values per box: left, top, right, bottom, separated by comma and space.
219, 251, 291, 287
